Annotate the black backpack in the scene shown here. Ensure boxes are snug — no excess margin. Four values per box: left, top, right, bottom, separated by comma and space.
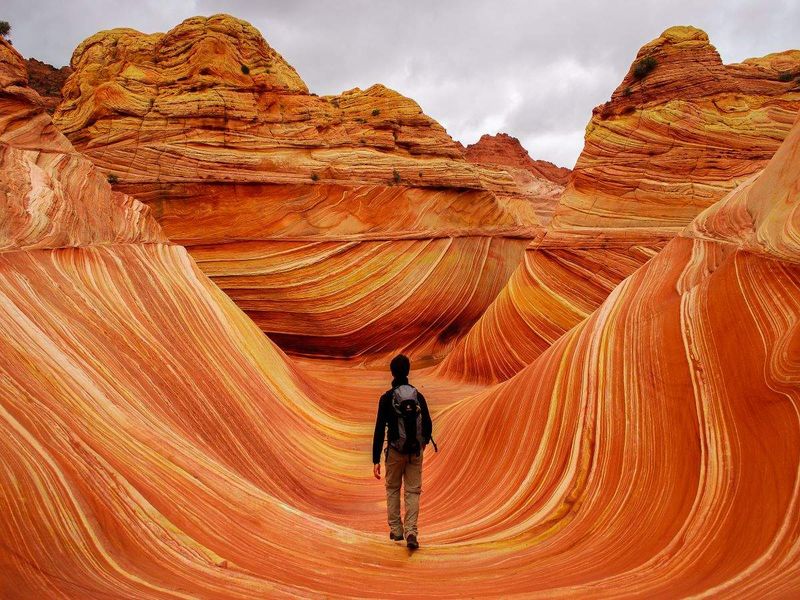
390, 385, 425, 455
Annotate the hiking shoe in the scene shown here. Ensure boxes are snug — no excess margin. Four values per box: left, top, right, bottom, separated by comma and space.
406, 534, 419, 550
389, 532, 404, 541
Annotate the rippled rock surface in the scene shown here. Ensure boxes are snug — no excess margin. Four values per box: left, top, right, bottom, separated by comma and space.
440, 26, 800, 383
3, 24, 800, 599
53, 14, 541, 361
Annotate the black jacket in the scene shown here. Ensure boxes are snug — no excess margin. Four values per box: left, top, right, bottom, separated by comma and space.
372, 376, 432, 464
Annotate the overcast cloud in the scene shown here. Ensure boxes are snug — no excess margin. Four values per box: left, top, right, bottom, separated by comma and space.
4, 0, 799, 167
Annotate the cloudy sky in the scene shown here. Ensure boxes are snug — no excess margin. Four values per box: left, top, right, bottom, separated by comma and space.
4, 0, 799, 167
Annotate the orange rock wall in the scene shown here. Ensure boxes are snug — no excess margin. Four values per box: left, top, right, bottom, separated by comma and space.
53, 15, 537, 360
437, 236, 667, 382
557, 25, 800, 231
440, 26, 800, 383
465, 132, 572, 185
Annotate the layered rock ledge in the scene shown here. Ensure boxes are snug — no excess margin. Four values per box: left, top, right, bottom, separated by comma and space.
439, 26, 800, 382
53, 14, 548, 360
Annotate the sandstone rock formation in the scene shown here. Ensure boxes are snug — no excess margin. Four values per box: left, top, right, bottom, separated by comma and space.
560, 25, 800, 231
465, 133, 571, 185
3, 30, 800, 596
2, 36, 427, 596
24, 57, 71, 113
463, 133, 568, 224
433, 113, 800, 594
53, 14, 539, 361
439, 26, 800, 383
1, 42, 161, 250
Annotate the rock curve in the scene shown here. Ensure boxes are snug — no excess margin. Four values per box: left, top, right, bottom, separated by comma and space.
53, 14, 540, 360
439, 26, 800, 383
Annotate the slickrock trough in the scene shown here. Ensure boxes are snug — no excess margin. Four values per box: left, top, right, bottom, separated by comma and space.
2, 17, 800, 599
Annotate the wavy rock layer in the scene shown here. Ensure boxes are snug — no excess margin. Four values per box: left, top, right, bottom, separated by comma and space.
437, 235, 667, 382
1, 37, 398, 596
440, 26, 800, 383
3, 35, 800, 598
430, 141, 800, 591
557, 25, 800, 231
52, 14, 537, 359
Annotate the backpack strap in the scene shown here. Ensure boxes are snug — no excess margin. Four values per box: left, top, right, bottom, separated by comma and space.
429, 434, 438, 453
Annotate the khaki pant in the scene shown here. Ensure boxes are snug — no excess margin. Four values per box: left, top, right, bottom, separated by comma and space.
384, 446, 423, 537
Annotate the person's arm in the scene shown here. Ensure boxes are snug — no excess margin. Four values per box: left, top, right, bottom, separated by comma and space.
419, 392, 432, 444
372, 394, 387, 467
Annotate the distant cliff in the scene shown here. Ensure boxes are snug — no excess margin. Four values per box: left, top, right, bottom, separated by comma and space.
24, 57, 70, 113
465, 132, 571, 185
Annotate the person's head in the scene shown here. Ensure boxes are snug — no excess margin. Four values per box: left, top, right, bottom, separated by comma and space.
390, 354, 410, 379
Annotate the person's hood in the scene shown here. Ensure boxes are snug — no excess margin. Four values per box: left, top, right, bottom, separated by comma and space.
391, 376, 409, 388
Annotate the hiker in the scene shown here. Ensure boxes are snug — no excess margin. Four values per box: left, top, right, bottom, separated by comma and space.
372, 354, 433, 550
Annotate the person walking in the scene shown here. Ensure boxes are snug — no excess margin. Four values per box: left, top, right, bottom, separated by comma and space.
372, 354, 433, 550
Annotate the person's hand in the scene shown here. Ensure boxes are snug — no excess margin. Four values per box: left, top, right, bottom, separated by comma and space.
373, 463, 381, 480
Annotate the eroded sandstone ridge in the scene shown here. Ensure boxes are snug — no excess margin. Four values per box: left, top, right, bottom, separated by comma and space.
433, 113, 800, 595
465, 133, 571, 185
464, 133, 568, 224
24, 58, 71, 113
560, 25, 800, 230
3, 31, 800, 596
439, 26, 800, 382
53, 14, 545, 360
1, 45, 161, 250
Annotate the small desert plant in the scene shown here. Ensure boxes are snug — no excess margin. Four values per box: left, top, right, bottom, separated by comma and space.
777, 71, 794, 82
310, 173, 319, 182
0, 21, 10, 38
372, 108, 380, 116
392, 169, 402, 185
241, 64, 250, 75
107, 174, 119, 185
632, 56, 657, 80
622, 86, 632, 96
